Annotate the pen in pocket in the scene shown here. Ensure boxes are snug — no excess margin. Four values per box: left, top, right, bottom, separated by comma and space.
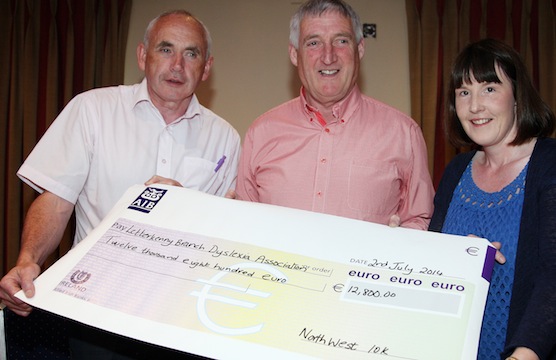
214, 155, 226, 172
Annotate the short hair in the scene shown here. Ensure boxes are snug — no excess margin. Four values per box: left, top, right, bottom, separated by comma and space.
289, 0, 363, 49
446, 38, 555, 147
143, 9, 213, 60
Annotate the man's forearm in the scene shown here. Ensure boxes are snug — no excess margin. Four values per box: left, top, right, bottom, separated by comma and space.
17, 191, 74, 267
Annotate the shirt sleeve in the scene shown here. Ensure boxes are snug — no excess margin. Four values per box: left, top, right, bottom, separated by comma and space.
504, 184, 556, 358
236, 127, 260, 202
398, 124, 435, 230
17, 95, 94, 204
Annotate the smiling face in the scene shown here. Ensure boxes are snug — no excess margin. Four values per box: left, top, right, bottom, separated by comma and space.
137, 14, 212, 116
289, 11, 364, 111
455, 65, 517, 149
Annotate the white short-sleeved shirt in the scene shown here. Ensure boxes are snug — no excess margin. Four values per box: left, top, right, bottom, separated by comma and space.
18, 79, 241, 244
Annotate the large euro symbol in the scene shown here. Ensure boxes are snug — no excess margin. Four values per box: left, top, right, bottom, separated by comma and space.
191, 262, 287, 335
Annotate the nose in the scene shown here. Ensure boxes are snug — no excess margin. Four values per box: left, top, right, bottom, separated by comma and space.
321, 43, 337, 65
171, 54, 184, 73
469, 93, 484, 113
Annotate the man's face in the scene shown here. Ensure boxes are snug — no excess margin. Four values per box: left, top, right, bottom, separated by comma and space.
289, 11, 364, 110
137, 14, 212, 110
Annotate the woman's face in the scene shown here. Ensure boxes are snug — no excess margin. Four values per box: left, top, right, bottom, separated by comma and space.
454, 65, 517, 149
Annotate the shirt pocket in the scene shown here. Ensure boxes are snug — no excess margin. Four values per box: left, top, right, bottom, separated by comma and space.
175, 157, 224, 195
347, 159, 401, 215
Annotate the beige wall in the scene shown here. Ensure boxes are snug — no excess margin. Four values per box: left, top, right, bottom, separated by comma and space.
124, 0, 410, 139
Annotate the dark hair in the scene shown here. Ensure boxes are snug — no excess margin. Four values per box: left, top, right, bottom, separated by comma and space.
446, 38, 555, 147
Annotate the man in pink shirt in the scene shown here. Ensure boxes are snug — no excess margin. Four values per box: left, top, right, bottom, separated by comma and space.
236, 0, 434, 230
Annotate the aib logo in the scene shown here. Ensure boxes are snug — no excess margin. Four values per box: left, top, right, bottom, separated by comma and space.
128, 187, 167, 213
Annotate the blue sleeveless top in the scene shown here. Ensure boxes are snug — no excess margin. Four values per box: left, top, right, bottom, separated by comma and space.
442, 160, 528, 359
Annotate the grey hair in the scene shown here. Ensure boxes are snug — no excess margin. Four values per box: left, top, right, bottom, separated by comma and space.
289, 0, 363, 49
143, 9, 213, 60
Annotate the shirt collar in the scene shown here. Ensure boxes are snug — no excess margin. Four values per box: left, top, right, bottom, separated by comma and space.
133, 78, 202, 123
133, 78, 151, 107
300, 85, 362, 124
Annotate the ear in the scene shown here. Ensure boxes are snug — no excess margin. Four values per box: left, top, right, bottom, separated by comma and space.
137, 43, 147, 72
288, 44, 299, 67
201, 56, 214, 81
357, 39, 365, 60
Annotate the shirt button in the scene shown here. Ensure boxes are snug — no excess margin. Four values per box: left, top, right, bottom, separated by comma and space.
161, 159, 167, 164
325, 128, 330, 133
317, 191, 322, 196
320, 158, 327, 163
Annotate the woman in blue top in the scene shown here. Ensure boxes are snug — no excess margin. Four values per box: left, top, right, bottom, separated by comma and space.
429, 39, 556, 360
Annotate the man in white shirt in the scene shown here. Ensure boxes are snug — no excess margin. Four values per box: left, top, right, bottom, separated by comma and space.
0, 9, 240, 359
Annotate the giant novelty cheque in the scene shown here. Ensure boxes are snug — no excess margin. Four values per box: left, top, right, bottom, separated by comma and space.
17, 185, 495, 359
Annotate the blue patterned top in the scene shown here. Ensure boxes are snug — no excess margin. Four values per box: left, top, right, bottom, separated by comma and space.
442, 159, 528, 359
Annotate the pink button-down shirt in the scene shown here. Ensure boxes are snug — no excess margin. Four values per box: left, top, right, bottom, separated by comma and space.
237, 86, 434, 229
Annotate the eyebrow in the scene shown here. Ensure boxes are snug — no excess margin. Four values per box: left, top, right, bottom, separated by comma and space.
302, 31, 354, 42
184, 46, 201, 55
155, 41, 202, 56
335, 31, 354, 39
155, 40, 174, 49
